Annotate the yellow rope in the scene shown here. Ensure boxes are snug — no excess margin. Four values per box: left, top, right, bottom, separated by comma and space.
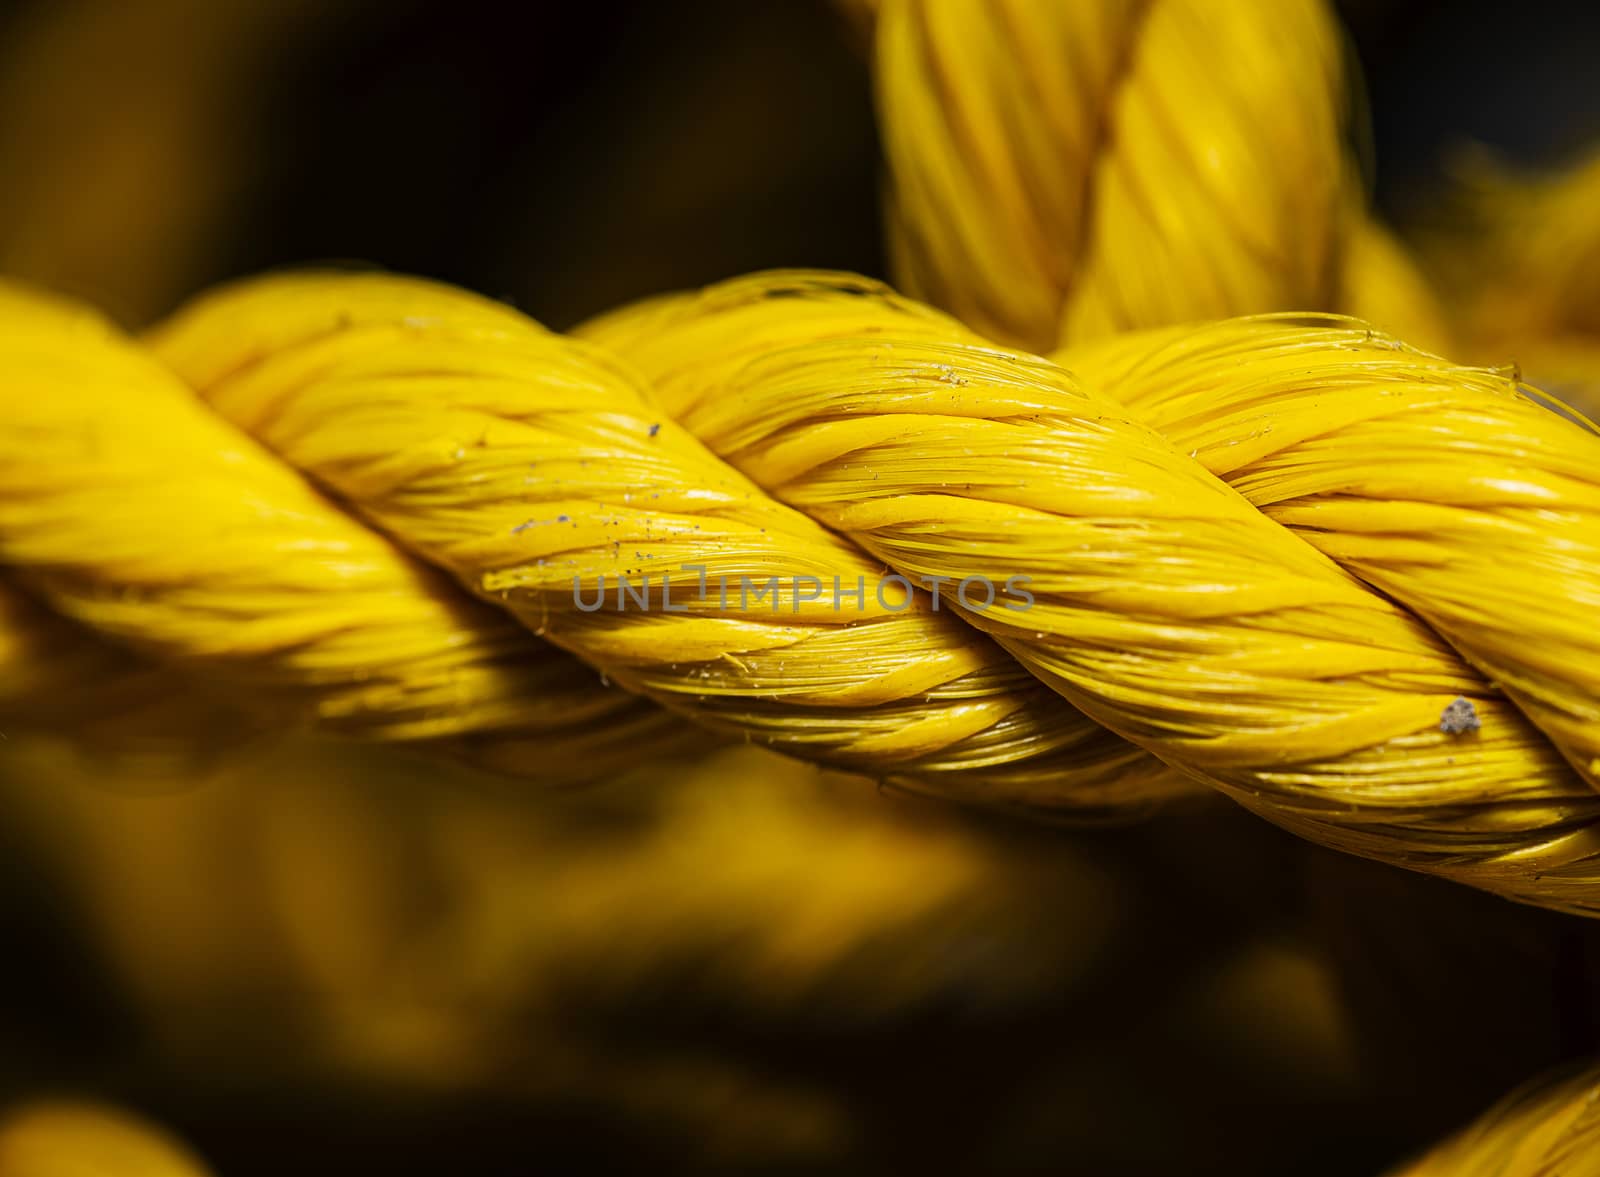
587, 271, 1600, 910
866, 0, 1457, 367
1335, 210, 1455, 358
0, 1101, 212, 1177
0, 571, 254, 754
1388, 1062, 1600, 1177
1, 2, 1597, 1172
2, 0, 1596, 917
1419, 144, 1600, 417
1059, 316, 1600, 794
871, 0, 1347, 352
0, 285, 691, 783
3, 268, 1598, 913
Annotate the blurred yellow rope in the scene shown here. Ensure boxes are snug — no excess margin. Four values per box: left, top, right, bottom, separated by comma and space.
1, 268, 1597, 914
1388, 1061, 1600, 1177
1417, 144, 1600, 417
869, 0, 1347, 352
861, 0, 1455, 361
0, 1101, 213, 1177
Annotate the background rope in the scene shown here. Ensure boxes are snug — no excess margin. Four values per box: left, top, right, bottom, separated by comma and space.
868, 0, 1347, 351
0, 1100, 213, 1177
1387, 1061, 1600, 1176
1418, 144, 1600, 417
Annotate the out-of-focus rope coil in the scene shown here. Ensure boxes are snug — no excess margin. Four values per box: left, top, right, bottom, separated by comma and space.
4, 268, 1599, 913
1420, 145, 1600, 416
868, 0, 1347, 352
0, 1100, 213, 1177
862, 0, 1454, 362
1388, 1061, 1600, 1177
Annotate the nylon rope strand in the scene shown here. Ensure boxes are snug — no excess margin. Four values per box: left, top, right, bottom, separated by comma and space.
1058, 316, 1600, 793
0, 267, 1584, 911
0, 284, 693, 783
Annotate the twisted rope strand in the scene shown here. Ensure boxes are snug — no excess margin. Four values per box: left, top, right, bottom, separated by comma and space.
0, 283, 689, 781
147, 272, 1192, 811
1061, 315, 1600, 791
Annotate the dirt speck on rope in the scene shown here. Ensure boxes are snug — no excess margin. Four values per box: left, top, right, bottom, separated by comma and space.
1440, 696, 1481, 735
